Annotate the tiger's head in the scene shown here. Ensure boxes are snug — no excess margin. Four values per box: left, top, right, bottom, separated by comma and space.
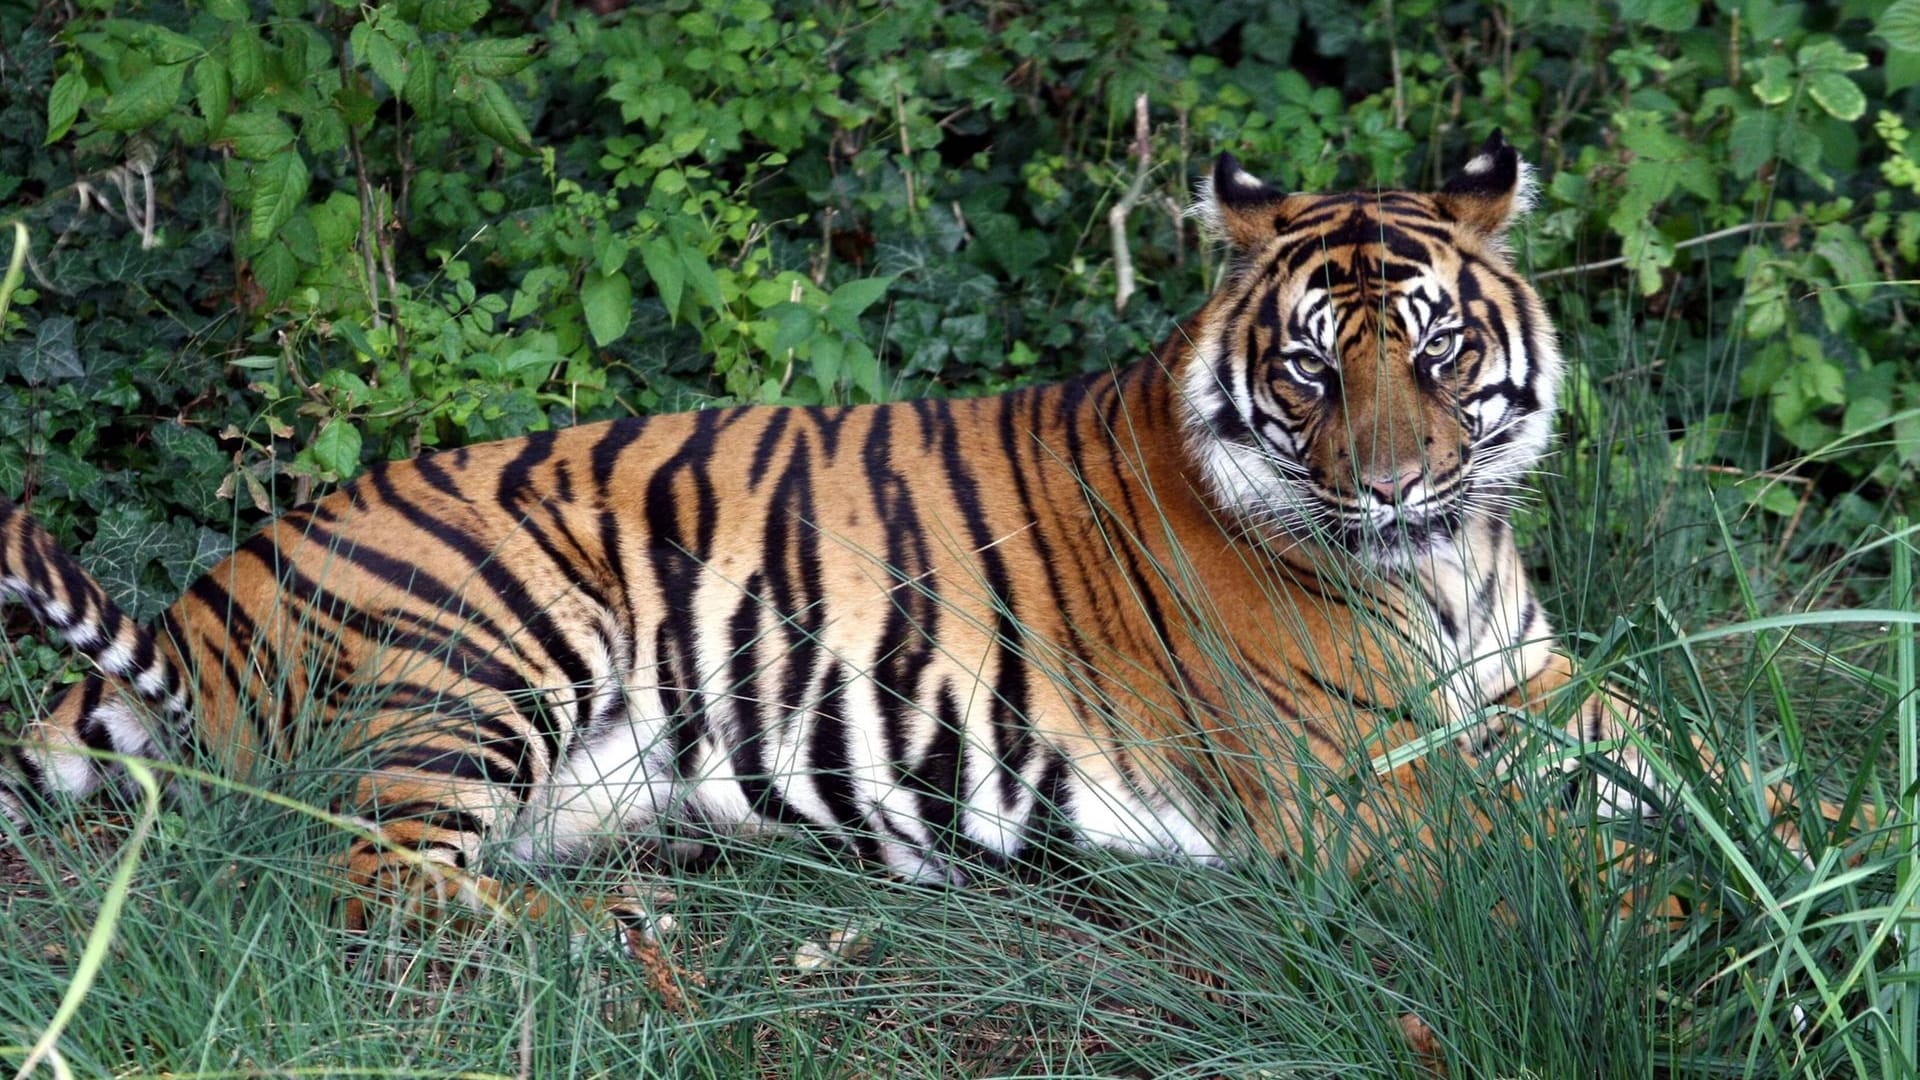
1178, 132, 1561, 563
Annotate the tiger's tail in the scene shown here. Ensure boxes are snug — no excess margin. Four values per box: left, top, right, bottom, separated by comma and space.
1, 495, 189, 820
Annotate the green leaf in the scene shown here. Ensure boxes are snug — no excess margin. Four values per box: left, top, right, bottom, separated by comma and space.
1728, 110, 1776, 177
12, 317, 82, 385
308, 191, 361, 251
202, 0, 250, 21
454, 37, 539, 78
45, 70, 86, 145
845, 340, 885, 400
220, 109, 295, 159
465, 77, 534, 155
1638, 0, 1698, 31
811, 334, 843, 394
79, 506, 206, 622
1890, 47, 1920, 94
355, 23, 407, 93
1895, 403, 1920, 466
250, 151, 310, 244
509, 265, 566, 322
96, 62, 187, 131
639, 237, 684, 320
769, 302, 816, 358
420, 0, 489, 33
253, 240, 297, 303
1795, 40, 1868, 74
580, 269, 633, 346
1881, 0, 1920, 52
827, 275, 895, 319
1806, 72, 1866, 121
228, 28, 266, 99
1750, 56, 1795, 106
396, 52, 437, 117
680, 247, 724, 310
193, 56, 230, 135
310, 419, 364, 479
1812, 223, 1875, 287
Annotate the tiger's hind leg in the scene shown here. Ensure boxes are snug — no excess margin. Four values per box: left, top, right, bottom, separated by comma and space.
335, 692, 694, 1004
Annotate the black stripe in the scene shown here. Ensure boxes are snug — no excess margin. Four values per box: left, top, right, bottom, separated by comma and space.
934, 398, 1034, 801
809, 663, 875, 859
648, 409, 724, 774
747, 409, 793, 491
365, 466, 598, 739
722, 574, 810, 827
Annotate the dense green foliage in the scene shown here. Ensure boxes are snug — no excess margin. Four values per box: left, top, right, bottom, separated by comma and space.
0, 0, 1915, 608
0, 1, 1915, 1077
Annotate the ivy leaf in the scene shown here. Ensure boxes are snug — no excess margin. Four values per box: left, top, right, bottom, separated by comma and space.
310, 419, 364, 480
1881, 0, 1920, 52
250, 151, 310, 244
9, 317, 83, 385
96, 62, 187, 131
639, 236, 684, 321
580, 269, 633, 346
465, 77, 534, 155
454, 37, 539, 78
1806, 71, 1866, 121
78, 506, 197, 623
45, 70, 86, 144
154, 422, 231, 520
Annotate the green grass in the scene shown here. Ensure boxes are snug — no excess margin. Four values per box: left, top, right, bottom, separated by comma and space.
1, 284, 1915, 1079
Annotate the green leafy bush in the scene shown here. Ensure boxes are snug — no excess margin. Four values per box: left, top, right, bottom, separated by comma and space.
0, 0, 1914, 608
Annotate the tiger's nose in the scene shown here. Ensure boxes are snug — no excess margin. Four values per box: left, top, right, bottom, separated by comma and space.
1369, 466, 1424, 504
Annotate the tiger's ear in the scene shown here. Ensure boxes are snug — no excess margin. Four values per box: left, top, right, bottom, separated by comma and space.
1194, 152, 1286, 249
1436, 130, 1536, 241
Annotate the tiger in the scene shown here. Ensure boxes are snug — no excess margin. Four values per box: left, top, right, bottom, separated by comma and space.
0, 133, 1691, 954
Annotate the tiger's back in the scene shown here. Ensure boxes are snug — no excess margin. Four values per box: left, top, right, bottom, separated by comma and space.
4, 134, 1594, 943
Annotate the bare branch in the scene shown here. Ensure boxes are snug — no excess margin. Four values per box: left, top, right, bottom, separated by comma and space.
1534, 221, 1791, 282
1110, 93, 1153, 314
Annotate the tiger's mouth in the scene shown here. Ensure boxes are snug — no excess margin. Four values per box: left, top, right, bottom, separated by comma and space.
1322, 496, 1467, 558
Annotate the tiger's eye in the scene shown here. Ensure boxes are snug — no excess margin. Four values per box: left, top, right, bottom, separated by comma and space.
1291, 354, 1328, 379
1423, 332, 1457, 357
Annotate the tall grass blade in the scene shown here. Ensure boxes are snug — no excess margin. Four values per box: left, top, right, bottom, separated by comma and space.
1894, 516, 1917, 1075
10, 760, 158, 1080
